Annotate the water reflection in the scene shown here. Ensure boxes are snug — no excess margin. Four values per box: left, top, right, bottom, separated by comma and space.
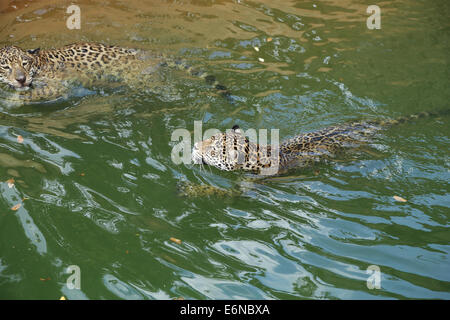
0, 0, 449, 300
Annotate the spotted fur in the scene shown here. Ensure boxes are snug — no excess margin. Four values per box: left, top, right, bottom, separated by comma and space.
0, 42, 230, 102
192, 110, 448, 175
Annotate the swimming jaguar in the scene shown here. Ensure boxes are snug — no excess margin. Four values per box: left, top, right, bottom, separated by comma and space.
0, 42, 230, 103
181, 110, 448, 197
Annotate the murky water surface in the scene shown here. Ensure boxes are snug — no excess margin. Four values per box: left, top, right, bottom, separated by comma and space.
0, 0, 449, 299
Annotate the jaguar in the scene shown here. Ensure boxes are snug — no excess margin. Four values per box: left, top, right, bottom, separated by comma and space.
181, 110, 448, 197
0, 42, 229, 103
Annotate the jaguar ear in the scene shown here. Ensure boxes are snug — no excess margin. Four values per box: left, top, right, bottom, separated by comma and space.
27, 48, 40, 55
232, 125, 241, 133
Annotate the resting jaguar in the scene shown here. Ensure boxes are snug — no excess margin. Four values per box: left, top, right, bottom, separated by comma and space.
181, 110, 448, 197
0, 42, 229, 103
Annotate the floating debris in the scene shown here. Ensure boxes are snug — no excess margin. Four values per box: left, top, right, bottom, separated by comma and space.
258, 57, 265, 62
254, 46, 259, 52
393, 195, 407, 202
59, 296, 66, 300
267, 37, 273, 42
11, 203, 21, 211
6, 178, 14, 188
170, 237, 182, 245
17, 135, 24, 143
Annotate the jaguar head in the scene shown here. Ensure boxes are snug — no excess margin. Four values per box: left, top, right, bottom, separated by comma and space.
0, 46, 39, 89
192, 125, 277, 173
192, 125, 248, 171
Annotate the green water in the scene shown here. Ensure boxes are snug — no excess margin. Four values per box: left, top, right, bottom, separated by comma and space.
0, 0, 449, 299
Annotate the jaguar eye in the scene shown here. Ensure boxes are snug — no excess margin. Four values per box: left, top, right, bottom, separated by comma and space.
211, 136, 215, 141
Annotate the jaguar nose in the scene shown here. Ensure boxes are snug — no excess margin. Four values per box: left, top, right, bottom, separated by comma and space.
15, 74, 26, 85
192, 144, 204, 165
